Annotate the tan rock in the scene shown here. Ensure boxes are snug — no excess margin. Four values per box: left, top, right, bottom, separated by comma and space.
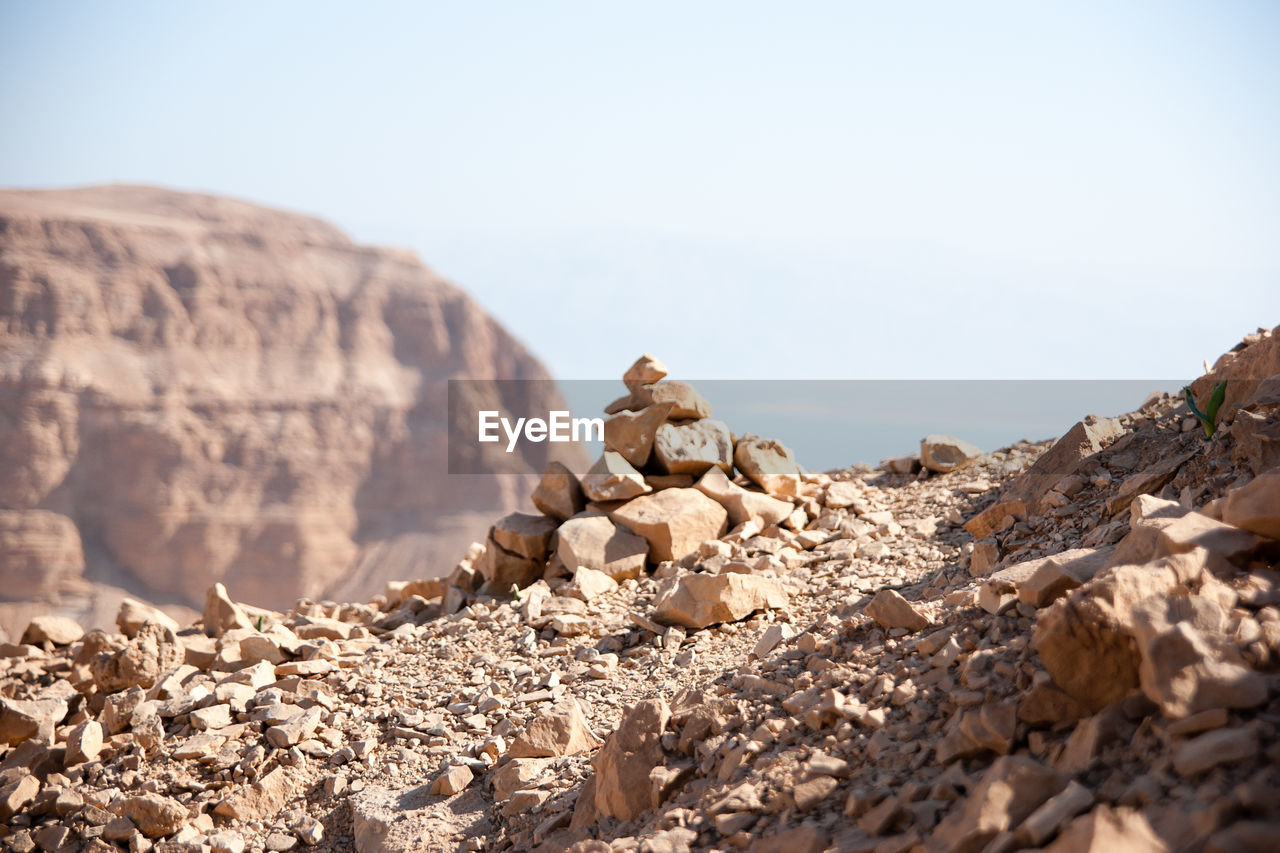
90, 621, 183, 692
101, 686, 145, 735
430, 765, 474, 796
20, 615, 83, 646
112, 793, 187, 838
694, 467, 792, 528
631, 381, 712, 419
568, 566, 620, 600
491, 512, 557, 560
531, 461, 586, 522
610, 488, 727, 563
1222, 471, 1280, 539
581, 452, 652, 503
1172, 725, 1258, 776
593, 698, 671, 821
928, 756, 1067, 853
622, 354, 668, 391
651, 572, 788, 629
653, 419, 733, 476
733, 435, 802, 496
556, 512, 649, 581
0, 696, 68, 745
920, 434, 981, 474
66, 720, 104, 765
214, 767, 295, 822
964, 500, 1027, 539
478, 530, 544, 592
265, 706, 323, 748
1032, 558, 1192, 713
1016, 780, 1095, 848
1006, 416, 1123, 505
509, 700, 602, 758
603, 403, 674, 468
1130, 596, 1266, 718
864, 589, 932, 632
1017, 548, 1112, 608
116, 598, 180, 639
1231, 407, 1280, 476
1154, 511, 1261, 570
492, 759, 552, 801
1043, 805, 1167, 853
204, 583, 253, 638
0, 774, 39, 822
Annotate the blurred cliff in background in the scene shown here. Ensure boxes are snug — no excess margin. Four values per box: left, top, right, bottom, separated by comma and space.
0, 184, 580, 639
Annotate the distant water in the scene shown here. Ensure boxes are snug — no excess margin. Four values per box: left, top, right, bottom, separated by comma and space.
558, 380, 1183, 472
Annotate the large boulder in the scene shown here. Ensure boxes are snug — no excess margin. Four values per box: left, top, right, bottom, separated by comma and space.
609, 488, 727, 563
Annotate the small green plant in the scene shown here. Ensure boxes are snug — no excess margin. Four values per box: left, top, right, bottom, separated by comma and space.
255, 615, 265, 631
1183, 380, 1227, 438
511, 584, 521, 602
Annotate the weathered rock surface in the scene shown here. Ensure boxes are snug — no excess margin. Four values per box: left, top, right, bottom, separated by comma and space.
920, 434, 982, 473
555, 512, 648, 581
580, 452, 652, 503
651, 572, 788, 628
733, 435, 803, 496
609, 488, 727, 563
653, 419, 733, 476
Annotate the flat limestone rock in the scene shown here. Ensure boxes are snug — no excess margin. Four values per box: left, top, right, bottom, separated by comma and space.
556, 512, 649, 580
581, 452, 651, 503
610, 488, 727, 563
531, 461, 586, 522
653, 419, 733, 476
733, 435, 802, 497
604, 403, 673, 468
652, 572, 788, 629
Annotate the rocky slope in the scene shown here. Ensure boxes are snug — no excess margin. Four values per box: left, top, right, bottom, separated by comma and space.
1, 330, 1278, 853
0, 185, 574, 636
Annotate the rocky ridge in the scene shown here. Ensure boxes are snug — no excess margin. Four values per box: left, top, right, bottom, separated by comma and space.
1, 329, 1279, 853
0, 185, 575, 637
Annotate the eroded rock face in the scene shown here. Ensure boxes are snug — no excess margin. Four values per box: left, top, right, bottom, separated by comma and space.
0, 186, 575, 615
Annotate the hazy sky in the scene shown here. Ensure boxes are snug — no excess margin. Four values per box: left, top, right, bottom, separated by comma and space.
2, 1, 1277, 382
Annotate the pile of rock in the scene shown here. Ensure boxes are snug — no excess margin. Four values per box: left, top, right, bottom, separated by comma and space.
458, 355, 814, 631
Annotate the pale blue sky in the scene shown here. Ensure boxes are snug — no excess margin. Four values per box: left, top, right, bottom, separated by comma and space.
2, 1, 1277, 382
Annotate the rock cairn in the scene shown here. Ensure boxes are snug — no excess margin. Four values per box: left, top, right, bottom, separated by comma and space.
2, 331, 1279, 853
